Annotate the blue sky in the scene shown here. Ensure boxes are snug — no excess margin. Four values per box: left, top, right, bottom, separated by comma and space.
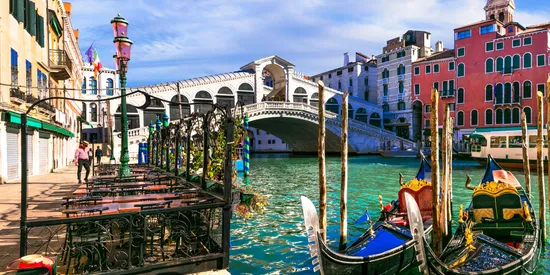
70, 0, 549, 87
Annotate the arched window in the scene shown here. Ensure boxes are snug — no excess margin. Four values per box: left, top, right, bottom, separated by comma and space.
326, 98, 339, 114
169, 95, 190, 119
504, 83, 512, 104
143, 98, 165, 127
383, 85, 388, 96
81, 103, 87, 121
194, 90, 213, 114
499, 12, 504, 22
457, 63, 465, 77
81, 78, 86, 94
485, 109, 493, 125
216, 86, 234, 107
504, 108, 512, 124
504, 56, 512, 74
383, 69, 389, 79
89, 77, 97, 94
397, 64, 405, 75
106, 78, 114, 96
513, 54, 521, 69
355, 108, 368, 123
397, 101, 406, 110
512, 108, 520, 124
485, 58, 494, 73
523, 81, 532, 98
496, 57, 504, 72
457, 88, 464, 104
90, 103, 97, 122
237, 83, 254, 105
292, 87, 308, 103
513, 82, 520, 103
115, 104, 140, 131
338, 80, 342, 90
485, 85, 493, 101
457, 111, 464, 126
495, 83, 503, 104
370, 113, 381, 127
310, 92, 319, 106
382, 103, 389, 112
524, 53, 532, 68
398, 81, 404, 93
524, 107, 532, 124
471, 110, 478, 126
496, 109, 503, 124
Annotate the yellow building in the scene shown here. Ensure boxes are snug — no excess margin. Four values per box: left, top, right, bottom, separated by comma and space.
0, 0, 83, 182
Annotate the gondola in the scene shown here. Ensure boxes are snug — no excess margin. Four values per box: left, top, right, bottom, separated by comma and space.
301, 154, 434, 275
422, 155, 540, 275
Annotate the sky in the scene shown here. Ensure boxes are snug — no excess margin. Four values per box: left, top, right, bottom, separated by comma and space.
70, 0, 550, 87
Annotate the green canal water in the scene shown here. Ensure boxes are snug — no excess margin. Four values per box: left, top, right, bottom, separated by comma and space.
229, 155, 550, 274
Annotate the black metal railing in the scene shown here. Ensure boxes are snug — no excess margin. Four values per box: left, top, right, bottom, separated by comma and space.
38, 101, 55, 112
10, 88, 26, 101
25, 205, 224, 274
26, 94, 38, 104
49, 49, 73, 70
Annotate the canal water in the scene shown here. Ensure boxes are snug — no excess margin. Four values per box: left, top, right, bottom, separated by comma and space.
229, 155, 550, 274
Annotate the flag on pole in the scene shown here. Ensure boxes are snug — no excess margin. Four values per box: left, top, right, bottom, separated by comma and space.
93, 48, 102, 79
84, 42, 94, 64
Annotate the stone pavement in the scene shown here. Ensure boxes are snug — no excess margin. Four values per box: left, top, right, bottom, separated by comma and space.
0, 164, 81, 272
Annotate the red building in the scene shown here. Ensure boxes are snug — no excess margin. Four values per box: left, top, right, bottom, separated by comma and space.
412, 0, 550, 150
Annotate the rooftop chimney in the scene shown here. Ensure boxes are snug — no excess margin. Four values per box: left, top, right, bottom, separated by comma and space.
344, 52, 349, 66
435, 41, 443, 53
63, 2, 72, 18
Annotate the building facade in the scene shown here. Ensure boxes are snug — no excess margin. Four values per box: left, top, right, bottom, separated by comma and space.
376, 30, 433, 141
0, 0, 83, 182
413, 0, 550, 151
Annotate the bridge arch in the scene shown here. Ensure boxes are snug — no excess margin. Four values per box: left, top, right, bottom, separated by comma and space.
262, 64, 287, 101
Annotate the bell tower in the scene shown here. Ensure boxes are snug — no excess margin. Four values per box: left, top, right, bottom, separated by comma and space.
484, 0, 515, 24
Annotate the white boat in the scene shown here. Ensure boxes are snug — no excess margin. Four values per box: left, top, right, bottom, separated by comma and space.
470, 126, 547, 169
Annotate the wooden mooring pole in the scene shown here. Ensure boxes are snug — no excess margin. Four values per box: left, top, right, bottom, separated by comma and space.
521, 112, 531, 196
536, 91, 546, 242
430, 88, 442, 255
339, 92, 349, 250
318, 81, 327, 242
441, 104, 448, 237
447, 117, 453, 236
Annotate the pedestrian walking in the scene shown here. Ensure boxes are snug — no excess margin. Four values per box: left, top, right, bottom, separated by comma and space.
75, 141, 91, 183
95, 146, 103, 165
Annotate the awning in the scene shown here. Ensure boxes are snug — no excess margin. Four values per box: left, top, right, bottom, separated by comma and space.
57, 127, 74, 138
5, 112, 42, 129
42, 121, 74, 138
78, 116, 93, 127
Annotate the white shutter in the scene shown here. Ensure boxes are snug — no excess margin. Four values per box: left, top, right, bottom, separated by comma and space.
39, 138, 49, 174
6, 132, 19, 181
27, 135, 34, 176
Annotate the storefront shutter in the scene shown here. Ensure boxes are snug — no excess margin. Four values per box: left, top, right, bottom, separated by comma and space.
6, 132, 20, 181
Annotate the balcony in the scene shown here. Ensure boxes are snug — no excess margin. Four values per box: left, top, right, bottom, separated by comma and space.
382, 96, 388, 103
37, 101, 55, 113
382, 78, 389, 85
440, 89, 455, 98
49, 49, 72, 80
26, 94, 38, 105
397, 74, 405, 81
494, 98, 521, 106
10, 88, 26, 104
397, 93, 404, 101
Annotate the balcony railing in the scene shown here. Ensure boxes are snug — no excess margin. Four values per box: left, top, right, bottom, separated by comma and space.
397, 93, 404, 101
382, 78, 389, 85
494, 98, 521, 106
440, 89, 455, 98
38, 101, 55, 113
10, 88, 26, 103
382, 96, 389, 103
397, 74, 405, 81
49, 49, 72, 80
26, 95, 38, 104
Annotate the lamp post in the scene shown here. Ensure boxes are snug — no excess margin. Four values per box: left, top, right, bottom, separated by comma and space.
156, 117, 162, 167
163, 112, 170, 172
148, 121, 154, 164
111, 14, 133, 177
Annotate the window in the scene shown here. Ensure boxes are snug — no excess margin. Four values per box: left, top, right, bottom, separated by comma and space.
513, 82, 520, 103
414, 84, 420, 95
537, 84, 545, 96
512, 39, 521, 48
81, 78, 86, 94
537, 54, 545, 67
504, 56, 512, 73
485, 109, 493, 125
496, 109, 503, 124
337, 70, 342, 76
457, 88, 464, 103
397, 65, 405, 75
414, 67, 420, 75
457, 111, 464, 126
433, 82, 439, 91
485, 58, 494, 73
496, 57, 503, 72
457, 63, 465, 77
328, 73, 332, 79
507, 25, 513, 32
524, 107, 532, 124
496, 42, 504, 50
512, 55, 520, 69
89, 77, 97, 94
486, 42, 494, 52
524, 53, 532, 68
90, 103, 98, 122
258, 140, 261, 145
508, 136, 521, 148
504, 83, 512, 104
338, 80, 342, 90
425, 105, 431, 113
426, 65, 431, 74
398, 101, 406, 110
512, 108, 520, 124
320, 76, 323, 80
25, 60, 31, 94
449, 61, 455, 71
382, 69, 389, 79
471, 110, 478, 126
495, 84, 503, 104
364, 78, 368, 87
524, 37, 532, 46
349, 78, 353, 88
382, 56, 390, 62
457, 48, 465, 57
485, 85, 493, 101
434, 64, 440, 73
10, 48, 18, 86
456, 30, 471, 40
524, 81, 532, 98
448, 103, 456, 111
504, 108, 512, 124
490, 136, 507, 148
399, 81, 404, 94
36, 13, 44, 47
106, 78, 114, 95
383, 85, 388, 96
383, 103, 389, 112
480, 24, 495, 34
425, 120, 430, 128
348, 67, 354, 73
397, 51, 406, 58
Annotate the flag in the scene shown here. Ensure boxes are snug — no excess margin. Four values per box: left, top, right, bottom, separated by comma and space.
354, 209, 371, 225
84, 42, 94, 64
93, 48, 102, 79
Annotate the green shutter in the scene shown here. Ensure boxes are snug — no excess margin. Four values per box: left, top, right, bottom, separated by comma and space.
16, 0, 25, 22
524, 54, 532, 68
36, 15, 44, 47
28, 1, 36, 36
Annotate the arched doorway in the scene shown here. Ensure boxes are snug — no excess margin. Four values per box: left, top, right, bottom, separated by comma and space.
237, 83, 255, 105
355, 108, 367, 123
143, 98, 165, 127
325, 98, 339, 114
293, 87, 307, 103
412, 101, 422, 142
115, 104, 140, 131
194, 91, 213, 114
310, 93, 319, 106
216, 87, 235, 108
169, 95, 190, 120
262, 64, 287, 101
370, 113, 381, 128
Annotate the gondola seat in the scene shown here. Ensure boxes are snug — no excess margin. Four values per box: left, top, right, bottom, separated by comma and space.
472, 181, 525, 239
393, 179, 432, 226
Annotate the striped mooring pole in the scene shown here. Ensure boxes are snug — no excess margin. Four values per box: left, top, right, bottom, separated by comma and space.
244, 116, 250, 177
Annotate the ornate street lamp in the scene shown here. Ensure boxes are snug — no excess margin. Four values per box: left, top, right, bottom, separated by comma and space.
163, 112, 169, 128
111, 14, 133, 177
